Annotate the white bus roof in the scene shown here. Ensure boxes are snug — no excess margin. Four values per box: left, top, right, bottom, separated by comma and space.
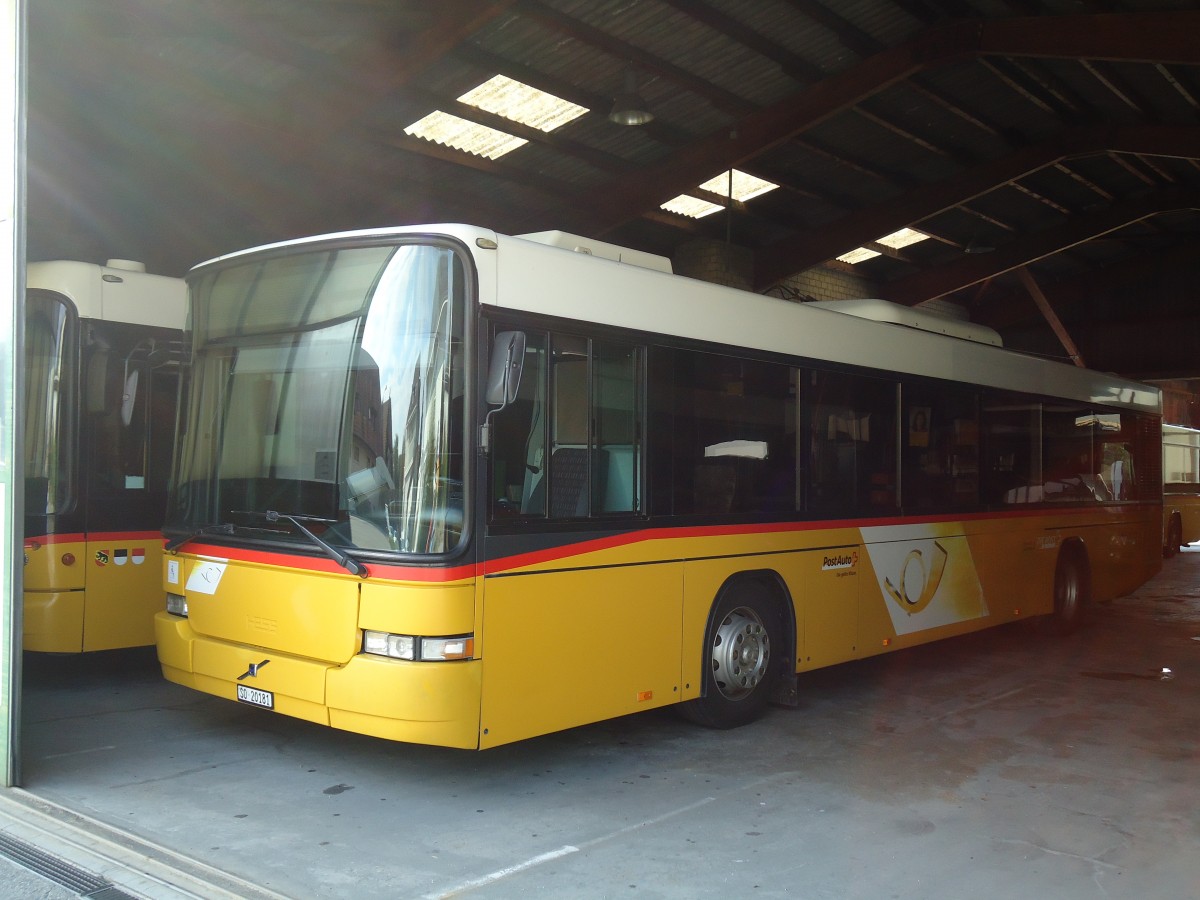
26, 259, 186, 329
804, 298, 1003, 347
188, 224, 1161, 416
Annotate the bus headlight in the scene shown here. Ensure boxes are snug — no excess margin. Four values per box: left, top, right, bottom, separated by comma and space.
166, 593, 188, 617
362, 631, 414, 660
362, 631, 473, 661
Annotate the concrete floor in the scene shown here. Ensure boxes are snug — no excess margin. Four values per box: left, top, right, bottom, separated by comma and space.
9, 546, 1200, 899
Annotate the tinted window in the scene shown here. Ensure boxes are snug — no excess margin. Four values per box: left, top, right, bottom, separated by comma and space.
981, 393, 1042, 506
901, 383, 978, 511
668, 350, 797, 515
808, 369, 897, 515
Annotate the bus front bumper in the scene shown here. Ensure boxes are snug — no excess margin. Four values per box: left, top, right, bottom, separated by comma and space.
155, 612, 483, 749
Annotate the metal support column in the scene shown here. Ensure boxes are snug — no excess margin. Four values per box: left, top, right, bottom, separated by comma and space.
1, 0, 28, 787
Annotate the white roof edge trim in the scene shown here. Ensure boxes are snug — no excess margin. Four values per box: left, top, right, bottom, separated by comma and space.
26, 259, 186, 327
806, 298, 1003, 346
188, 224, 500, 273
515, 230, 673, 273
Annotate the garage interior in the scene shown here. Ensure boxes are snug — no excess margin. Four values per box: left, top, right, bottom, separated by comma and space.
9, 1, 1200, 897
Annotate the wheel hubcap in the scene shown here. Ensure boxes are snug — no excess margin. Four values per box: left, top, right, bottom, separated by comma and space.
711, 606, 770, 700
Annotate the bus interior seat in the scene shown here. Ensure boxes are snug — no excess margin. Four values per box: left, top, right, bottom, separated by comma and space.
548, 447, 588, 517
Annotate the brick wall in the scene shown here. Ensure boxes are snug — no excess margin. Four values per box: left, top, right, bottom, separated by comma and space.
672, 239, 754, 290
772, 264, 876, 303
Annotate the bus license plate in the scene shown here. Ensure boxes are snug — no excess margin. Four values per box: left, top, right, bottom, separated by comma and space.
236, 684, 274, 710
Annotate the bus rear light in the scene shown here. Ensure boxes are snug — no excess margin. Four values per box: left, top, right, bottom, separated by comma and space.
61, 552, 75, 566
166, 593, 188, 617
362, 631, 473, 661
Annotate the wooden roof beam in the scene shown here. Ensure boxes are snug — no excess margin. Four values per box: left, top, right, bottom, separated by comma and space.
535, 11, 1200, 236
515, 0, 754, 116
879, 186, 1200, 306
778, 0, 885, 59
278, 1, 518, 136
656, 0, 824, 83
753, 124, 1200, 289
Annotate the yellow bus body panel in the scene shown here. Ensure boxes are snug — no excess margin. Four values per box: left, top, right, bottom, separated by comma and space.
24, 590, 85, 653
158, 551, 485, 748
82, 538, 164, 651
179, 556, 360, 663
358, 579, 475, 636
327, 656, 482, 749
156, 504, 1160, 749
479, 562, 683, 748
22, 540, 86, 591
23, 536, 164, 652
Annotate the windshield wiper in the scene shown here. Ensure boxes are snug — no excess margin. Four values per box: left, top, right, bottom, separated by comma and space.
164, 522, 236, 552
235, 509, 369, 579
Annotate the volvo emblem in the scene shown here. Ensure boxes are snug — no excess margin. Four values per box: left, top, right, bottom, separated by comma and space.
237, 659, 271, 680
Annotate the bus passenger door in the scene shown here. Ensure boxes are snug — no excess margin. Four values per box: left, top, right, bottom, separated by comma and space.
480, 327, 671, 747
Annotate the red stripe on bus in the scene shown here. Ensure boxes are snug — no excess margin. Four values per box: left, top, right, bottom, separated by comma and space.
175, 503, 1160, 583
481, 504, 1159, 574
178, 542, 478, 583
24, 531, 165, 546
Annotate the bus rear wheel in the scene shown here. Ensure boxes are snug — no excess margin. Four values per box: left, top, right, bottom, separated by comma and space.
1038, 547, 1089, 635
679, 581, 781, 729
1164, 515, 1182, 559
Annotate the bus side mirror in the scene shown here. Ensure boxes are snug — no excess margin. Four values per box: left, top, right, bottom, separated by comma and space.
485, 331, 526, 408
120, 368, 140, 427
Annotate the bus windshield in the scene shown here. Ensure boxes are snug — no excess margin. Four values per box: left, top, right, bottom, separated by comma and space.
25, 291, 75, 516
167, 241, 467, 556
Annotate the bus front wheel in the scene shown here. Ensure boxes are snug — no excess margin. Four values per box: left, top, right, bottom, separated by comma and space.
679, 581, 781, 729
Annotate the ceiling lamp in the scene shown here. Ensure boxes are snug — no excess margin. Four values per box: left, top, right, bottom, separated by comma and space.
609, 66, 654, 126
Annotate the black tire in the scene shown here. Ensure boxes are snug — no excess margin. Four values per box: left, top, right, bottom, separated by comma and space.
679, 580, 781, 729
1038, 547, 1089, 635
1164, 515, 1182, 559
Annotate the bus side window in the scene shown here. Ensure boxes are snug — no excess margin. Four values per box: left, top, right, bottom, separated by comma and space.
901, 383, 978, 511
807, 369, 898, 515
489, 331, 548, 519
592, 340, 642, 514
488, 330, 645, 521
981, 393, 1041, 505
1042, 404, 1098, 501
670, 350, 796, 516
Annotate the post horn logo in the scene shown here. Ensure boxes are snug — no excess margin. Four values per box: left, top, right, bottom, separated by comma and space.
237, 659, 271, 680
884, 541, 948, 615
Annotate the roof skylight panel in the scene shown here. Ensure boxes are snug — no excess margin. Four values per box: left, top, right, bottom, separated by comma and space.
403, 75, 588, 161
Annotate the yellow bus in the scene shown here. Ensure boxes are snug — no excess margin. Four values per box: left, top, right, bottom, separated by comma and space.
1163, 424, 1200, 555
24, 260, 186, 652
156, 226, 1162, 749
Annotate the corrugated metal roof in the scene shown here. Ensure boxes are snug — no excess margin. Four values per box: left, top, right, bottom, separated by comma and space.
23, 0, 1200, 377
